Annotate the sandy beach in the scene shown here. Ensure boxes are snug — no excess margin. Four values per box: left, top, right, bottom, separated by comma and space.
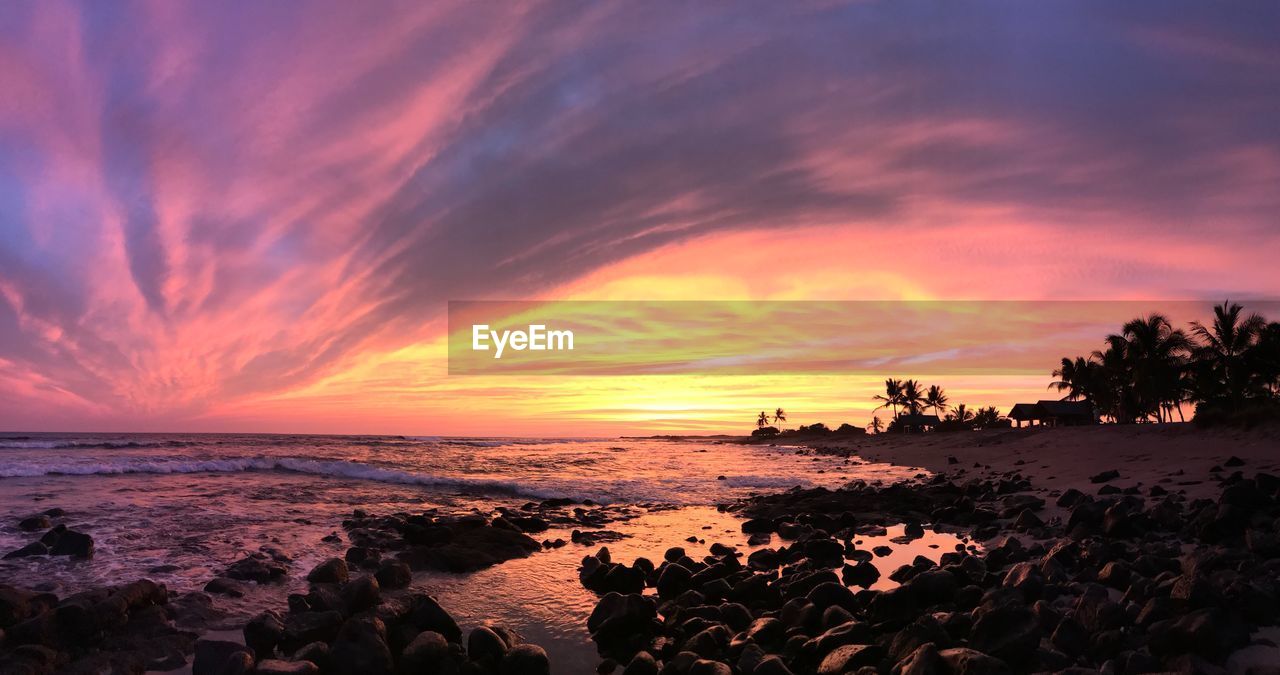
802, 424, 1280, 518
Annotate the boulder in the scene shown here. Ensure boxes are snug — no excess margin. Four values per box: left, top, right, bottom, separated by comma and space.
226, 553, 287, 582
501, 644, 550, 675
192, 639, 253, 675
48, 530, 94, 558
18, 516, 51, 532
244, 610, 285, 658
342, 575, 380, 615
329, 616, 393, 675
817, 644, 884, 674
397, 630, 453, 675
408, 594, 462, 644
256, 660, 319, 674
307, 558, 349, 584
204, 577, 246, 598
968, 605, 1038, 665
938, 648, 1009, 675
375, 560, 412, 589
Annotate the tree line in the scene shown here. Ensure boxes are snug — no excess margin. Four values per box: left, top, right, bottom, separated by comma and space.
870, 380, 1004, 432
1051, 301, 1280, 424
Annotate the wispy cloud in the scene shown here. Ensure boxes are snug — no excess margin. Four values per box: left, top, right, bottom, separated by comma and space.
0, 1, 1277, 432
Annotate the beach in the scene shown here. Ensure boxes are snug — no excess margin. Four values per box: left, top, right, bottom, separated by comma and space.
0, 425, 1277, 674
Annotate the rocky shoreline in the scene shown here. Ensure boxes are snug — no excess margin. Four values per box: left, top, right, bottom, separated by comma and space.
2, 445, 1278, 674
574, 452, 1280, 674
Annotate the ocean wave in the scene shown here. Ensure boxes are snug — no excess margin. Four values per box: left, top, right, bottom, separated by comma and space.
0, 439, 199, 450
0, 455, 585, 501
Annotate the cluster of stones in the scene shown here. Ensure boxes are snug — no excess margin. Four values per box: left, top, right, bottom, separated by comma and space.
195, 555, 551, 675
575, 465, 1280, 674
0, 579, 218, 673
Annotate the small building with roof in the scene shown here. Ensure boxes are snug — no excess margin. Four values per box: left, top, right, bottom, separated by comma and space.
1007, 400, 1096, 427
893, 413, 942, 433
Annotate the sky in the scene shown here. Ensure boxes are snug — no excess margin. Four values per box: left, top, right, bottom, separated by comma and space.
1, 1, 1278, 435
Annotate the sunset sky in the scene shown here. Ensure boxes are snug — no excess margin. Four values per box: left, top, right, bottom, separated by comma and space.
1, 2, 1278, 435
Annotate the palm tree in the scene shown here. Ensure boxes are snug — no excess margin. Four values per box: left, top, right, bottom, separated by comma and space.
1190, 301, 1267, 406
1120, 313, 1191, 422
872, 379, 904, 419
947, 404, 975, 424
973, 406, 1001, 429
756, 411, 770, 429
773, 408, 787, 424
1249, 321, 1280, 398
900, 379, 925, 415
1050, 356, 1095, 403
924, 385, 948, 418
1091, 334, 1134, 423
868, 416, 883, 434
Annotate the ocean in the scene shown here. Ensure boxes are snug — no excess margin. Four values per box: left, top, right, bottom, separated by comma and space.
0, 433, 954, 672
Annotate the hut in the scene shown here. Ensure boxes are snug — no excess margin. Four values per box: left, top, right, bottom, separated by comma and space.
1007, 400, 1095, 427
894, 413, 941, 433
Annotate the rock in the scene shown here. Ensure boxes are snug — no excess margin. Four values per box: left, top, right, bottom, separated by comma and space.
398, 523, 541, 572
1056, 489, 1088, 508
18, 516, 51, 532
938, 648, 1009, 675
226, 553, 288, 582
330, 616, 393, 675
895, 643, 945, 675
1148, 607, 1250, 660
1096, 561, 1130, 589
622, 651, 660, 675
1223, 456, 1245, 467
754, 655, 796, 675
588, 592, 657, 653
375, 560, 412, 588
398, 630, 452, 674
256, 659, 319, 674
1090, 469, 1120, 483
192, 639, 253, 675
656, 563, 694, 599
244, 610, 286, 658
806, 582, 858, 612
469, 625, 508, 663
1000, 562, 1043, 599
817, 644, 884, 674
204, 577, 246, 598
904, 569, 957, 605
501, 644, 550, 675
842, 561, 880, 588
1050, 617, 1088, 657
281, 611, 344, 652
3, 542, 48, 559
968, 605, 1038, 665
48, 530, 93, 558
1012, 510, 1043, 530
294, 642, 331, 673
689, 660, 731, 675
408, 594, 462, 644
342, 575, 380, 614
307, 558, 349, 584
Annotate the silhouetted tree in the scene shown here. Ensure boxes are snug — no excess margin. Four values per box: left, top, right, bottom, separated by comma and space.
925, 385, 948, 418
900, 379, 925, 415
773, 408, 787, 424
872, 379, 904, 419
